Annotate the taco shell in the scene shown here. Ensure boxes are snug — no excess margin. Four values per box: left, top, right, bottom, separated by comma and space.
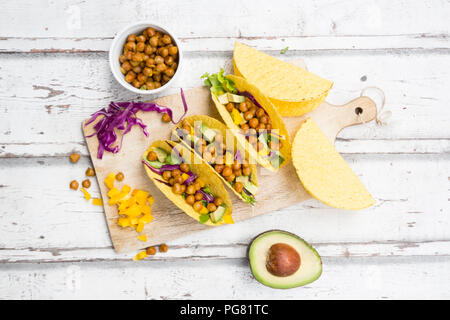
211, 74, 291, 172
233, 42, 333, 117
292, 119, 375, 210
143, 140, 233, 226
172, 115, 258, 202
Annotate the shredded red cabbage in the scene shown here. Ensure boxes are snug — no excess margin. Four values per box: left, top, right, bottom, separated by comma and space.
236, 90, 262, 109
199, 188, 214, 203
234, 150, 242, 163
142, 160, 181, 175
183, 173, 197, 186
85, 89, 188, 159
155, 178, 171, 186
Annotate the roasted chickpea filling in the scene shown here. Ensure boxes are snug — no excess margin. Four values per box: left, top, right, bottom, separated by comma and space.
144, 145, 229, 224
120, 28, 178, 90
176, 120, 257, 205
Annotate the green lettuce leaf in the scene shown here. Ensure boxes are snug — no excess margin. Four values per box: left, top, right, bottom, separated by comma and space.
201, 68, 236, 95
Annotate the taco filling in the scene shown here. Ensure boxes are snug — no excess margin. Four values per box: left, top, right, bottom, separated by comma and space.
142, 143, 228, 224
201, 69, 286, 169
175, 119, 257, 205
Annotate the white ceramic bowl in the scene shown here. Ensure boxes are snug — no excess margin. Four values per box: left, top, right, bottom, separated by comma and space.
109, 22, 182, 95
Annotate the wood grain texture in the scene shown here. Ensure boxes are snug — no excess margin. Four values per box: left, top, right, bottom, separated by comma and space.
1, 0, 448, 39
1, 153, 448, 257
1, 257, 449, 299
0, 0, 449, 299
1, 52, 449, 158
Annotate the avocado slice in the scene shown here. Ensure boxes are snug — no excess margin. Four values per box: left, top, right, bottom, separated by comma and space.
269, 151, 284, 169
200, 124, 217, 142
154, 147, 168, 163
244, 182, 258, 196
147, 160, 164, 168
210, 205, 226, 223
227, 92, 245, 103
217, 93, 229, 105
247, 230, 322, 289
236, 175, 249, 186
166, 153, 182, 165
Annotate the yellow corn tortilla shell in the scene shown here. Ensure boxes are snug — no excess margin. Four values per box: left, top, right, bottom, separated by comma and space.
172, 115, 258, 203
211, 74, 291, 172
292, 119, 375, 210
143, 140, 233, 226
233, 42, 333, 117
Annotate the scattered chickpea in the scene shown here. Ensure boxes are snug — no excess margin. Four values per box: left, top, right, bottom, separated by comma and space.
85, 167, 95, 177
116, 172, 125, 181
69, 153, 80, 163
82, 179, 91, 188
146, 246, 157, 255
70, 180, 79, 190
159, 243, 169, 253
161, 113, 171, 123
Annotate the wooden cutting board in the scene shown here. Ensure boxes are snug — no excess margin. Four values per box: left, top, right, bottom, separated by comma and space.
82, 73, 377, 253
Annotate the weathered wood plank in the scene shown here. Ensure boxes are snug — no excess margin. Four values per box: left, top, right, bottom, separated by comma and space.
0, 51, 449, 157
2, 138, 448, 159
1, 256, 449, 299
1, 239, 450, 263
0, 153, 448, 255
1, 0, 448, 39
2, 35, 449, 53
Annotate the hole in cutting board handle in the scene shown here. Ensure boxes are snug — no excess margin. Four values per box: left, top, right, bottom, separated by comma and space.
355, 107, 363, 115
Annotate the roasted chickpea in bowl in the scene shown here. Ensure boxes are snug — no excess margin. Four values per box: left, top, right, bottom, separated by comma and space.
109, 22, 182, 94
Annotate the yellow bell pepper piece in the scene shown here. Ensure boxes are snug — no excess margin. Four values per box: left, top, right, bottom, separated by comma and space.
118, 217, 130, 228
92, 198, 103, 206
137, 235, 147, 242
139, 214, 153, 224
181, 173, 190, 182
223, 213, 234, 224
133, 251, 147, 261
140, 205, 151, 215
136, 221, 145, 233
80, 188, 91, 201
231, 108, 245, 125
129, 217, 139, 226
199, 206, 209, 215
118, 197, 134, 212
109, 189, 131, 205
135, 190, 149, 205
121, 185, 131, 194
123, 204, 141, 217
107, 187, 120, 198
104, 172, 115, 189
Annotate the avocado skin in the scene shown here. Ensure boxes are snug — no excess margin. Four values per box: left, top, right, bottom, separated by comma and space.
246, 229, 322, 289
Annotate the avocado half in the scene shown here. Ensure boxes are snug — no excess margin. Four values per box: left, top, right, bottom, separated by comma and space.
247, 230, 322, 289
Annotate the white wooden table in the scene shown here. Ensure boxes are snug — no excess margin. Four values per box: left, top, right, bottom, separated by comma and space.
0, 0, 449, 299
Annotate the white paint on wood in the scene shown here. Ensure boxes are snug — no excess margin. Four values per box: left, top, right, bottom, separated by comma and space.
1, 52, 449, 158
0, 0, 448, 38
0, 153, 448, 253
1, 257, 449, 299
0, 0, 449, 299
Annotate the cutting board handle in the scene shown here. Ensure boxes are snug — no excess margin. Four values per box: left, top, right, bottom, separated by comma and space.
315, 96, 377, 142
340, 96, 377, 126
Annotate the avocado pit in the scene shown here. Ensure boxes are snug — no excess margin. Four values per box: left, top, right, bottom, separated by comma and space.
266, 243, 301, 277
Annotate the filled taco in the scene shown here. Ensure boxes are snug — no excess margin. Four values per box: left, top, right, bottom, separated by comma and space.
142, 140, 233, 226
172, 115, 258, 205
201, 70, 291, 172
